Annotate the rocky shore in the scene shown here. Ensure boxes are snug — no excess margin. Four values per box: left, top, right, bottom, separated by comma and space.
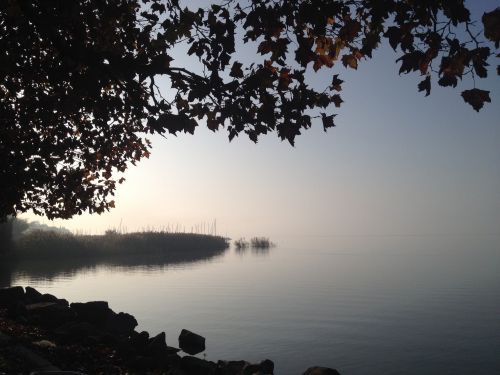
0, 286, 340, 375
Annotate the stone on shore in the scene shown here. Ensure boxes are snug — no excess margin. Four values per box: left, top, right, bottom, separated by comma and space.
148, 332, 167, 356
302, 367, 341, 375
70, 301, 112, 325
0, 286, 24, 307
105, 311, 138, 335
26, 302, 74, 327
0, 287, 340, 374
54, 321, 101, 342
260, 359, 274, 374
25, 286, 43, 302
216, 359, 274, 375
178, 328, 206, 355
181, 356, 216, 375
217, 360, 248, 375
130, 330, 150, 353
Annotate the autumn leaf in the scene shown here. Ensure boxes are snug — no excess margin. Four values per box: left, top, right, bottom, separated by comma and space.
257, 40, 272, 55
418, 76, 431, 97
342, 54, 357, 69
384, 26, 402, 50
461, 89, 491, 111
482, 8, 500, 48
331, 94, 343, 108
321, 113, 336, 131
277, 69, 291, 90
230, 61, 244, 78
397, 51, 426, 74
330, 74, 343, 91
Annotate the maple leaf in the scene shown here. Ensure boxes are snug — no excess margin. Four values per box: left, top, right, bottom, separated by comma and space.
321, 113, 336, 131
461, 89, 491, 112
384, 26, 402, 50
342, 54, 357, 69
418, 76, 431, 97
331, 94, 343, 108
330, 74, 343, 91
230, 61, 244, 78
482, 8, 500, 48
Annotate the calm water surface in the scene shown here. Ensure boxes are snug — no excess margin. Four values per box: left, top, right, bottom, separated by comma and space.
7, 235, 500, 374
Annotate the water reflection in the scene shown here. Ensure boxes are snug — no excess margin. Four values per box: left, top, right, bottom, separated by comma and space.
233, 246, 271, 257
0, 247, 229, 287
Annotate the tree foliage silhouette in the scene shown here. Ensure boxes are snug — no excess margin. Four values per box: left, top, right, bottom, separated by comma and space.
1, 0, 498, 220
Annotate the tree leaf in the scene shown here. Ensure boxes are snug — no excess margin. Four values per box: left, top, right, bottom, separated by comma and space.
418, 76, 431, 96
461, 89, 491, 111
330, 74, 343, 91
342, 54, 357, 69
482, 8, 500, 48
321, 113, 336, 131
230, 61, 244, 78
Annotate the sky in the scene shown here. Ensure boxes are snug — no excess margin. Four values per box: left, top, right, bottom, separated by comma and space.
22, 1, 500, 239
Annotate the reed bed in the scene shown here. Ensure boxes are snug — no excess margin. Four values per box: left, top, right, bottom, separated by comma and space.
250, 237, 275, 249
8, 229, 229, 261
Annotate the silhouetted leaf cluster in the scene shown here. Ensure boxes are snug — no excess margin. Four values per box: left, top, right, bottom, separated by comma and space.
1, 1, 498, 219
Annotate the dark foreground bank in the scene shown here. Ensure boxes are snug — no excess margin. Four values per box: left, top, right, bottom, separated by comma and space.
0, 286, 340, 375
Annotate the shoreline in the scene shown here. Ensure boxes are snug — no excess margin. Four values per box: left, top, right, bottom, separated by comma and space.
0, 286, 340, 375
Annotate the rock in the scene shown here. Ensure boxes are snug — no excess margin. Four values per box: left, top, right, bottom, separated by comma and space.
7, 301, 27, 319
217, 360, 249, 375
243, 363, 262, 375
33, 339, 57, 348
70, 301, 112, 325
260, 359, 274, 374
148, 332, 167, 356
181, 356, 216, 375
30, 372, 86, 375
130, 331, 150, 353
178, 328, 206, 355
56, 298, 70, 307
26, 302, 74, 327
105, 311, 138, 335
0, 286, 24, 307
302, 367, 341, 375
127, 355, 155, 371
25, 286, 43, 302
39, 293, 59, 303
54, 321, 100, 342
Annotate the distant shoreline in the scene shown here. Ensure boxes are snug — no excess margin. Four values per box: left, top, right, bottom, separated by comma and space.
5, 230, 230, 260
0, 231, 230, 286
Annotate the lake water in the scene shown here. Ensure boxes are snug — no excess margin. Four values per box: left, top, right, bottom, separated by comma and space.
5, 235, 500, 374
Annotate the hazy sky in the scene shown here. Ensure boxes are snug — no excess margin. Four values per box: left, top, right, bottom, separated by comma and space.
22, 1, 500, 238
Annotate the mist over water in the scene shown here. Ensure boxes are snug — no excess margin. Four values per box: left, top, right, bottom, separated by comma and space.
5, 234, 500, 375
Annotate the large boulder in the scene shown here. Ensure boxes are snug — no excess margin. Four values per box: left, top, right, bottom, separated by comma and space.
148, 332, 167, 356
38, 293, 69, 307
106, 312, 138, 335
260, 359, 274, 374
302, 367, 341, 375
242, 363, 262, 375
217, 360, 249, 375
178, 328, 206, 355
55, 320, 100, 342
70, 301, 112, 325
181, 356, 216, 375
0, 286, 24, 307
25, 286, 43, 302
130, 331, 150, 353
6, 301, 27, 320
26, 302, 74, 327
